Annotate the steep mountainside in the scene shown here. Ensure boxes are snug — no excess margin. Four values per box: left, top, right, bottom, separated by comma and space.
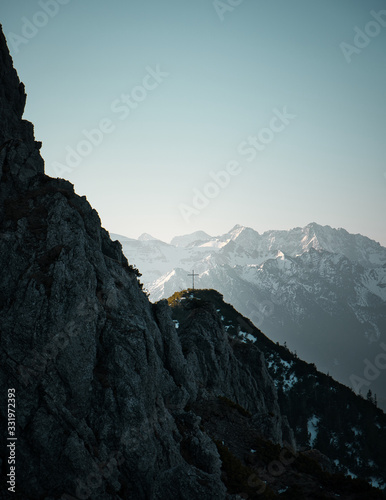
168, 290, 386, 491
112, 225, 386, 410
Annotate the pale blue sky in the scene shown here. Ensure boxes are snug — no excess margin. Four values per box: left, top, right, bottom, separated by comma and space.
2, 0, 386, 245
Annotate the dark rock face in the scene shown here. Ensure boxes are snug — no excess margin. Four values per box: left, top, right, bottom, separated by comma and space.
174, 300, 294, 447
0, 26, 290, 500
168, 291, 386, 498
168, 290, 386, 492
0, 28, 44, 203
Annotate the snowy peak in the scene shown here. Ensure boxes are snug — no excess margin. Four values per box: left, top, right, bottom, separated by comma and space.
220, 225, 261, 253
226, 224, 256, 239
230, 225, 259, 240
228, 224, 246, 237
138, 233, 160, 242
253, 223, 386, 268
298, 223, 386, 268
301, 222, 324, 251
170, 230, 212, 247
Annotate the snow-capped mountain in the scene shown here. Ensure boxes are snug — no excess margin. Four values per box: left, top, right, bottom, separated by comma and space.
111, 223, 386, 410
138, 232, 160, 241
170, 230, 212, 247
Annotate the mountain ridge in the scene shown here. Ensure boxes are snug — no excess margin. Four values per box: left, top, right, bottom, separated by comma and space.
113, 223, 386, 411
167, 289, 386, 491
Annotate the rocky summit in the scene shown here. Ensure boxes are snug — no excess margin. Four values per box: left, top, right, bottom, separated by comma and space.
0, 25, 385, 500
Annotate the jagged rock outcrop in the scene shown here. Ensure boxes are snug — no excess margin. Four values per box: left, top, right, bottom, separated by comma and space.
168, 290, 386, 495
0, 26, 292, 499
170, 298, 294, 446
0, 29, 44, 203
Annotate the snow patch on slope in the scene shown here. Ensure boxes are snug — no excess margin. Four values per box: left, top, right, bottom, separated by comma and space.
308, 415, 319, 448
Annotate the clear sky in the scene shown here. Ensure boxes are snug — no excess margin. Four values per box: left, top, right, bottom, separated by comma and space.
2, 0, 386, 245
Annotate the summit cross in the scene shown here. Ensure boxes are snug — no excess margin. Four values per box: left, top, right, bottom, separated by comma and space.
188, 270, 199, 290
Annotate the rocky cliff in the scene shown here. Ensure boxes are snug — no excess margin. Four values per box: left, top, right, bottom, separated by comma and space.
168, 289, 386, 492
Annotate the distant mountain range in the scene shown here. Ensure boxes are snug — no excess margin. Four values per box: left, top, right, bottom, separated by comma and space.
111, 223, 386, 410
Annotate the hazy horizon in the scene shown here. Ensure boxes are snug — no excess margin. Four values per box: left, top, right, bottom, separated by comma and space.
2, 0, 386, 246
